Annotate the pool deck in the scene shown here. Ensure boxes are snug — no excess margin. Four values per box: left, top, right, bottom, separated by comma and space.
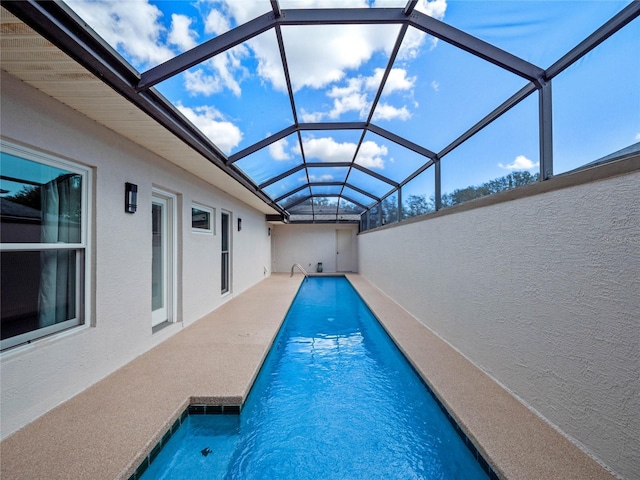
0, 273, 615, 480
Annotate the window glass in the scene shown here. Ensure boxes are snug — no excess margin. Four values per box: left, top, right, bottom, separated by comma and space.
1, 152, 82, 244
191, 203, 214, 234
1, 144, 89, 350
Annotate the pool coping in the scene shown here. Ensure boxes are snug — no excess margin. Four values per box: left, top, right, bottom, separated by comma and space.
0, 273, 617, 479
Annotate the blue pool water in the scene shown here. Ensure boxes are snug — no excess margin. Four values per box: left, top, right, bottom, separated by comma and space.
141, 277, 489, 479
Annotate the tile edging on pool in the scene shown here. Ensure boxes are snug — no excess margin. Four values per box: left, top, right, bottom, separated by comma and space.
127, 403, 243, 480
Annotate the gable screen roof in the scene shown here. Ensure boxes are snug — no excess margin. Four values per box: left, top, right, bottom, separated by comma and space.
2, 1, 638, 224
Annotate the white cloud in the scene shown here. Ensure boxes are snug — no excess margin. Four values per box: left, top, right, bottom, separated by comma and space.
635, 132, 640, 141
183, 47, 248, 97
168, 14, 198, 51
65, 0, 174, 68
498, 155, 540, 171
176, 103, 242, 154
248, 32, 288, 93
196, 0, 445, 98
204, 0, 398, 95
381, 68, 417, 95
397, 0, 448, 58
295, 135, 388, 169
304, 68, 414, 122
415, 0, 447, 20
213, 0, 273, 25
184, 68, 223, 96
269, 138, 292, 161
431, 80, 440, 92
300, 137, 357, 163
363, 68, 416, 95
355, 141, 388, 169
307, 174, 335, 182
204, 9, 231, 36
281, 24, 400, 92
300, 109, 325, 123
326, 80, 371, 119
372, 103, 411, 121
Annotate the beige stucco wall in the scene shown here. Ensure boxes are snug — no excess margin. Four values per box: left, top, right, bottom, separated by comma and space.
271, 224, 358, 273
0, 72, 272, 439
358, 163, 640, 479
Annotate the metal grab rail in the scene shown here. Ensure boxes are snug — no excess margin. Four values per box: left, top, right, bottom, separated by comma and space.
290, 263, 309, 278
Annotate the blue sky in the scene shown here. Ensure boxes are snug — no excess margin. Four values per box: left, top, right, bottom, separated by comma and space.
63, 0, 638, 207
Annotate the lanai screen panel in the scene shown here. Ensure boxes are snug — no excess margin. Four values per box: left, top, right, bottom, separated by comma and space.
49, 0, 639, 223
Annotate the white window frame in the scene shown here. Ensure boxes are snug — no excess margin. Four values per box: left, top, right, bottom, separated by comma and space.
0, 139, 92, 351
191, 202, 214, 235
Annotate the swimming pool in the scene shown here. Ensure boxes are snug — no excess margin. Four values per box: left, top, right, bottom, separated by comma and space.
140, 276, 491, 479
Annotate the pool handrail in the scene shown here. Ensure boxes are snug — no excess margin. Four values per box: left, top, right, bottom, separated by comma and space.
290, 263, 309, 278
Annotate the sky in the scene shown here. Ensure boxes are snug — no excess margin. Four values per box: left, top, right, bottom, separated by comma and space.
62, 0, 638, 211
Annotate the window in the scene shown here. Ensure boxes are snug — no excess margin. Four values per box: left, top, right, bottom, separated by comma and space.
1, 141, 91, 350
191, 203, 214, 234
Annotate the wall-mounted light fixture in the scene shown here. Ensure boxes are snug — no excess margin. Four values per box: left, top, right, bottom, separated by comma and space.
237, 218, 242, 231
268, 227, 271, 236
125, 182, 138, 213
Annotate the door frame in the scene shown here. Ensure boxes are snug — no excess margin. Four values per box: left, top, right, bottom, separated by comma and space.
152, 188, 177, 327
221, 210, 231, 295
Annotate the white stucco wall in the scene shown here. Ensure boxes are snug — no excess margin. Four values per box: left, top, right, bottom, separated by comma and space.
271, 224, 358, 273
0, 72, 272, 439
357, 166, 640, 479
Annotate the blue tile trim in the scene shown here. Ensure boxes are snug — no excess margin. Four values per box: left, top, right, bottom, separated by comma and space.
127, 404, 241, 480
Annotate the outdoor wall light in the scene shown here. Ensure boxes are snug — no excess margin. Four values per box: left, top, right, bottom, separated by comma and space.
268, 227, 271, 236
125, 182, 138, 213
237, 218, 242, 231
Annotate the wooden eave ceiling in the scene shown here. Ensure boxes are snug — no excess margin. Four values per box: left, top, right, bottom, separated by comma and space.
0, 7, 277, 215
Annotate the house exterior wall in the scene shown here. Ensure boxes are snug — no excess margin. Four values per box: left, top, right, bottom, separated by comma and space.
357, 165, 640, 479
0, 72, 272, 439
271, 224, 358, 274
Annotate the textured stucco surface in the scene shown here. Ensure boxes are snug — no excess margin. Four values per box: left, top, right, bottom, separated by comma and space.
1, 72, 273, 439
358, 166, 640, 479
272, 223, 358, 273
